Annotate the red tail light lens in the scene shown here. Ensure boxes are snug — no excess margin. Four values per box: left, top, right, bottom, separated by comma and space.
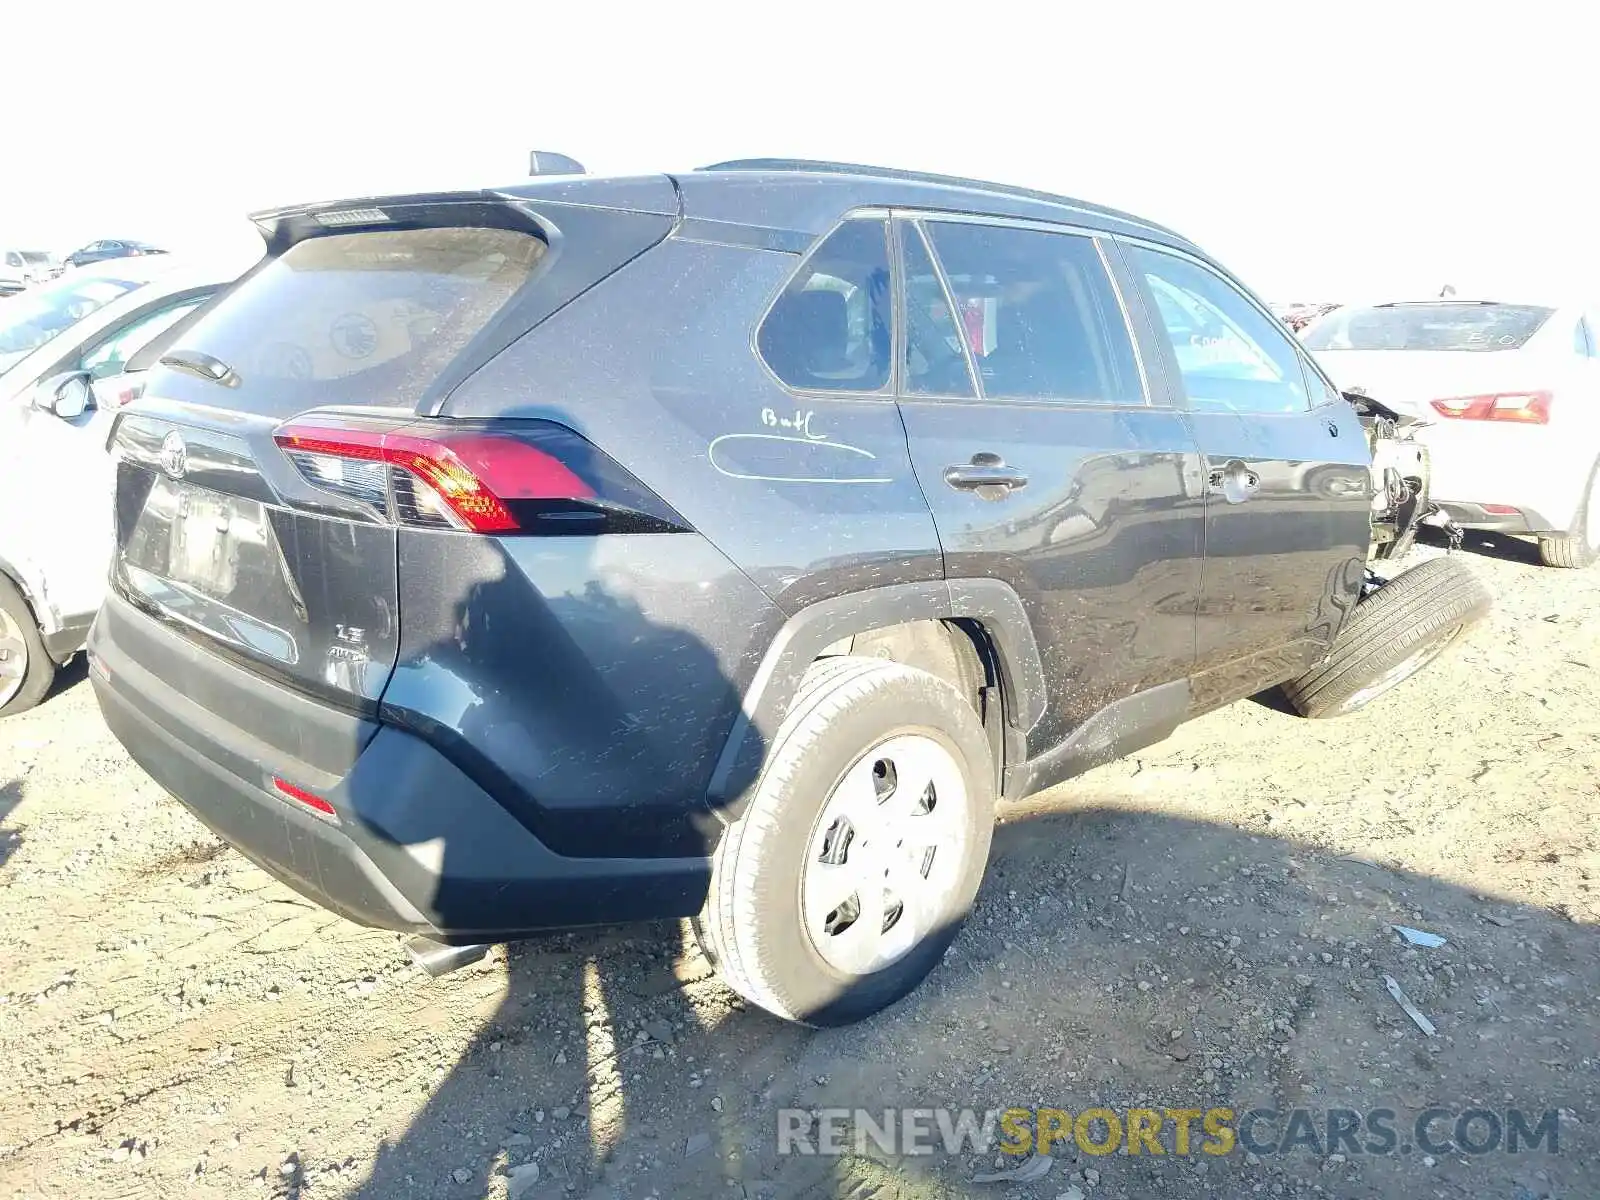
1429, 391, 1551, 424
273, 415, 684, 536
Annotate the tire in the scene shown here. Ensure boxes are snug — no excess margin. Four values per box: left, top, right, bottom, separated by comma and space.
697, 656, 995, 1025
1538, 459, 1600, 569
0, 575, 55, 718
1283, 557, 1490, 719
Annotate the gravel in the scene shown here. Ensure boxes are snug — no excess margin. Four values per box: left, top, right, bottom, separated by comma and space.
0, 538, 1596, 1198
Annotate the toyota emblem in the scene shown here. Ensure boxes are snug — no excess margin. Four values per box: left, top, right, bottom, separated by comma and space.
159, 431, 188, 480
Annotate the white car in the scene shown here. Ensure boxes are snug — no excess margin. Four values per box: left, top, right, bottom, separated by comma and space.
0, 250, 59, 295
0, 258, 245, 715
1305, 299, 1600, 567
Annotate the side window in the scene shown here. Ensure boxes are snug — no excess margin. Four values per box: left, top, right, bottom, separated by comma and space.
757, 219, 891, 393
900, 222, 976, 398
922, 222, 1141, 403
79, 300, 205, 380
1299, 353, 1344, 408
1128, 245, 1310, 414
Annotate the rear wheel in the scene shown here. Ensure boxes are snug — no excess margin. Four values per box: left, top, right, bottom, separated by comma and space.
0, 576, 55, 718
1284, 557, 1490, 719
1538, 459, 1600, 568
698, 657, 994, 1025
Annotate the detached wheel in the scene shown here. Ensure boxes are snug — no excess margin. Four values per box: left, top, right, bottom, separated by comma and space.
1284, 557, 1490, 719
0, 576, 55, 718
1538, 459, 1600, 568
698, 657, 994, 1026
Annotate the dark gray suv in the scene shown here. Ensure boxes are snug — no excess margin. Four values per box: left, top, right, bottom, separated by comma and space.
90, 159, 1485, 1024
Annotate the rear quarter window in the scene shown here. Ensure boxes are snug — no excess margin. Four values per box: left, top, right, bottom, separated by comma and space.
158, 227, 547, 413
757, 219, 892, 394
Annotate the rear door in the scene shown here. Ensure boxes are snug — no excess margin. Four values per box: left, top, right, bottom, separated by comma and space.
1115, 240, 1371, 708
894, 215, 1205, 764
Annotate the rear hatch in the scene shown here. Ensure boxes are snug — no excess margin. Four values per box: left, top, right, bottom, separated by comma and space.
1311, 348, 1546, 419
108, 187, 676, 721
1306, 302, 1555, 420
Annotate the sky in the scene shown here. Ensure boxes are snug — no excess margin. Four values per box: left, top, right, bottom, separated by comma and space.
6, 1, 1597, 304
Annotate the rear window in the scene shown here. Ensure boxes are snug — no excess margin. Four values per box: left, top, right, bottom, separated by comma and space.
159, 226, 546, 410
1304, 303, 1554, 352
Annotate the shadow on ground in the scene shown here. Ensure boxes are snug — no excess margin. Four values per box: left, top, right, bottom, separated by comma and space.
337, 800, 1595, 1200
0, 776, 22, 869
1421, 525, 1545, 568
34, 653, 90, 711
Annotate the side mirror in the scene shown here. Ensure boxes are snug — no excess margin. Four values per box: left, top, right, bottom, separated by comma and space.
35, 371, 93, 419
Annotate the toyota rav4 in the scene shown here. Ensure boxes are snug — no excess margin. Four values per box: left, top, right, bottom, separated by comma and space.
90, 158, 1487, 1024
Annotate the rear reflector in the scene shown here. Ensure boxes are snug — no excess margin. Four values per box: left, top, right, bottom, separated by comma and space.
1481, 503, 1520, 515
1429, 391, 1551, 424
273, 414, 685, 536
272, 776, 337, 818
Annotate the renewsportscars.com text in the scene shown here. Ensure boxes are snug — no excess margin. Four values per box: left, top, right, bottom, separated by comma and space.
776, 1105, 1561, 1159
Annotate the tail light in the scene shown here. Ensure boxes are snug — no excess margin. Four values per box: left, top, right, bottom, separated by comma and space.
1429, 391, 1551, 424
272, 415, 686, 536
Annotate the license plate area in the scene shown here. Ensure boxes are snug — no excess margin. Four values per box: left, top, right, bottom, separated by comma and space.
120, 475, 303, 666
168, 490, 262, 595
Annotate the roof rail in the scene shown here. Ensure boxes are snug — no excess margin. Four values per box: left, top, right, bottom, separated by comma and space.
697, 157, 1183, 240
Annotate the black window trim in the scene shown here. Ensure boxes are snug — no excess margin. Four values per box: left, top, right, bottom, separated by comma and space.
750, 207, 898, 403
894, 209, 1155, 411
1114, 233, 1328, 416
893, 216, 981, 401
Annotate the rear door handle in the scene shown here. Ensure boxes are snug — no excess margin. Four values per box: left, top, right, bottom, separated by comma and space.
944, 453, 1029, 497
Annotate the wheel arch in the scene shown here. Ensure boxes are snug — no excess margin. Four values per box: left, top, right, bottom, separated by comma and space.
705, 579, 1045, 824
0, 552, 48, 632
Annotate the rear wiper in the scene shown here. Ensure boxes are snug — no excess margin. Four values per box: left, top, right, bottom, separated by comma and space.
159, 349, 239, 387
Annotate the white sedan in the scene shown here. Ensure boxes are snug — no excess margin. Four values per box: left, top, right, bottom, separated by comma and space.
1306, 299, 1600, 567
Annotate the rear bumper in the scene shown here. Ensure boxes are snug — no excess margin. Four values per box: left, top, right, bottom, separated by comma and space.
89, 592, 711, 940
1418, 426, 1580, 535
1436, 501, 1556, 535
42, 612, 94, 664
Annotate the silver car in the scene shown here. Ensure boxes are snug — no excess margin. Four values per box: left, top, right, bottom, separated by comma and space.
0, 258, 244, 715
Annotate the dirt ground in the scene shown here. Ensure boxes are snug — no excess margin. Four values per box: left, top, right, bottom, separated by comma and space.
1, 532, 1595, 1200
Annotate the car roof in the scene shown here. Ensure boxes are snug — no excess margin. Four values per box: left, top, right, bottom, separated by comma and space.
682, 158, 1192, 244
253, 159, 1202, 259
1351, 297, 1584, 312
60, 255, 183, 285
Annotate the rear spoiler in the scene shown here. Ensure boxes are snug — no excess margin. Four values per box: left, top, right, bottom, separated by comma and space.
249, 191, 541, 256
249, 178, 680, 256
